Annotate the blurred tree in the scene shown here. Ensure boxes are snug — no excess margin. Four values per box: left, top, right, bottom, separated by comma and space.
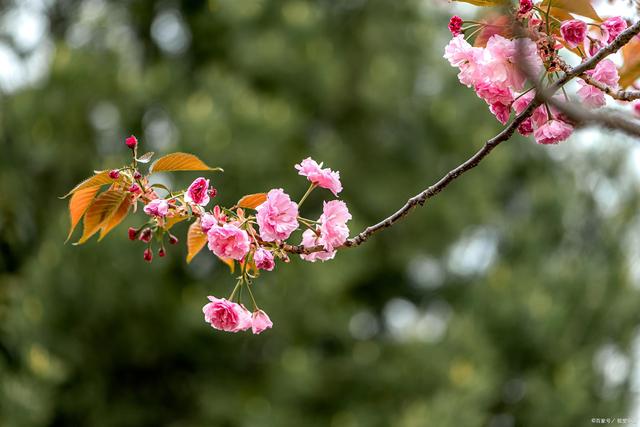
1, 0, 639, 426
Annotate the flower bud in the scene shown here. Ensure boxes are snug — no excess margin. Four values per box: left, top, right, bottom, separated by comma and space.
128, 227, 138, 241
158, 248, 166, 257
143, 248, 153, 262
125, 135, 138, 149
133, 171, 142, 180
208, 187, 218, 198
108, 169, 120, 179
129, 183, 141, 194
140, 228, 152, 243
168, 234, 179, 245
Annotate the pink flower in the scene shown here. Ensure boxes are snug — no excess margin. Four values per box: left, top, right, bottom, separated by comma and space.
533, 120, 574, 145
591, 59, 619, 87
256, 189, 299, 242
300, 229, 336, 262
444, 35, 484, 87
448, 16, 463, 36
602, 17, 627, 43
143, 199, 169, 217
319, 200, 351, 251
518, 0, 533, 15
633, 101, 640, 117
576, 85, 606, 108
512, 91, 535, 115
475, 82, 513, 124
203, 296, 252, 332
518, 118, 534, 136
561, 20, 587, 48
577, 59, 619, 108
251, 310, 273, 335
532, 105, 550, 128
490, 102, 511, 125
482, 36, 541, 91
475, 82, 513, 106
200, 213, 216, 233
185, 177, 210, 206
125, 135, 138, 149
253, 248, 275, 271
207, 223, 250, 260
295, 158, 343, 196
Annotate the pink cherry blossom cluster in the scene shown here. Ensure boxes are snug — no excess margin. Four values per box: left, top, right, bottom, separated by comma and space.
118, 134, 351, 335
444, 1, 633, 145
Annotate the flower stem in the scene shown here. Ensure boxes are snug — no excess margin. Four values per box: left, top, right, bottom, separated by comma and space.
298, 183, 316, 208
246, 281, 258, 311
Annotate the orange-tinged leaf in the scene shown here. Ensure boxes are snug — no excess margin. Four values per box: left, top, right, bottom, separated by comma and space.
540, 0, 600, 21
98, 196, 132, 241
66, 186, 100, 242
76, 190, 127, 244
473, 15, 512, 47
62, 171, 114, 198
451, 0, 509, 6
237, 193, 267, 209
217, 256, 235, 273
619, 36, 640, 87
149, 152, 223, 174
186, 220, 208, 263
165, 214, 188, 230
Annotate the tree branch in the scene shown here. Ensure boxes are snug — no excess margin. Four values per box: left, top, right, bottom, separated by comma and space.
556, 57, 640, 102
283, 20, 640, 256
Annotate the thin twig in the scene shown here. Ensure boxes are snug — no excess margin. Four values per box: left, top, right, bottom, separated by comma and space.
557, 58, 640, 102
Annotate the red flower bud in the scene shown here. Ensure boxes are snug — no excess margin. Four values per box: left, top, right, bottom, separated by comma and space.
129, 183, 141, 194
143, 248, 153, 262
108, 169, 120, 179
133, 171, 142, 180
125, 135, 138, 149
128, 227, 138, 240
140, 228, 152, 243
158, 248, 166, 257
208, 187, 218, 198
168, 235, 179, 245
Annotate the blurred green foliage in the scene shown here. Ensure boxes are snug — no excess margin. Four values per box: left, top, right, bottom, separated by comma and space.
1, 1, 640, 426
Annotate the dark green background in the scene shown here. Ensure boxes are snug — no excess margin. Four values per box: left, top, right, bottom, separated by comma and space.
1, 1, 639, 426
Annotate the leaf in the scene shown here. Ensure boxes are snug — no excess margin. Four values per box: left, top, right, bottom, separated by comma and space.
186, 220, 208, 263
98, 196, 132, 241
76, 190, 127, 244
165, 214, 188, 231
217, 256, 235, 273
473, 15, 512, 47
619, 36, 640, 87
539, 0, 600, 21
150, 152, 223, 174
61, 171, 114, 198
237, 193, 267, 209
66, 186, 101, 242
451, 0, 509, 6
136, 152, 155, 163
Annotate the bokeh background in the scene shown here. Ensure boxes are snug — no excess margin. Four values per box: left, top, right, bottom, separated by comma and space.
2, 0, 640, 426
